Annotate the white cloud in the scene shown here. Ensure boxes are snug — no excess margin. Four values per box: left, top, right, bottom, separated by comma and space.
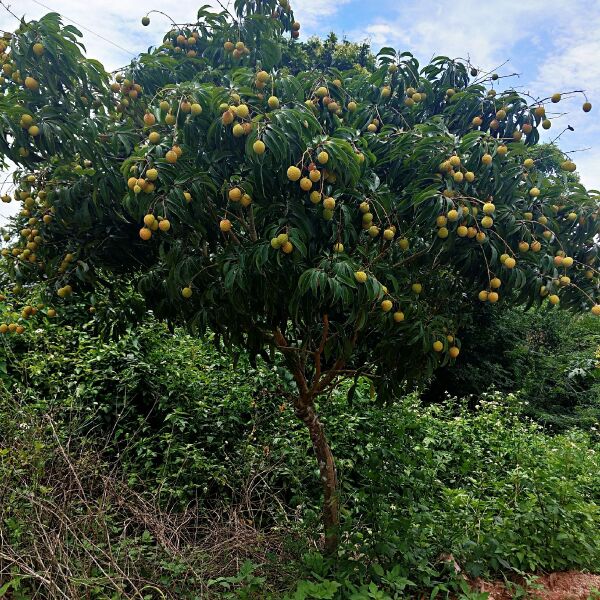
344, 0, 559, 69
293, 0, 353, 32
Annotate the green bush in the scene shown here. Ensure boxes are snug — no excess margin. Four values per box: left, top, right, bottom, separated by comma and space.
424, 305, 600, 430
2, 324, 600, 597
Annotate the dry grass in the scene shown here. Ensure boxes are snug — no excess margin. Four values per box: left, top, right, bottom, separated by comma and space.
0, 416, 299, 599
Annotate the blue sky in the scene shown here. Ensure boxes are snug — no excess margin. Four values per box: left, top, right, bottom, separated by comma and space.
1, 0, 599, 221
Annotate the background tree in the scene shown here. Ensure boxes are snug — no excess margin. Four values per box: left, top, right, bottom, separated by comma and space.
0, 0, 598, 552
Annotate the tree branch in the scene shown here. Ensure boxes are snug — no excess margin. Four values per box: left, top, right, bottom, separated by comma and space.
273, 328, 309, 397
314, 313, 329, 383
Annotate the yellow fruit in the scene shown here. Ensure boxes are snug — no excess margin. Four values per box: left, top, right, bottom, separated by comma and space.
232, 123, 244, 137
591, 305, 600, 316
241, 193, 252, 207
483, 202, 495, 214
165, 113, 176, 125
323, 197, 336, 211
256, 70, 269, 83
158, 219, 170, 232
287, 166, 301, 181
253, 140, 266, 154
333, 242, 344, 253
482, 153, 493, 165
562, 256, 573, 268
310, 191, 321, 204
436, 215, 448, 227
219, 219, 232, 232
411, 283, 422, 294
191, 103, 202, 115
146, 168, 158, 181
165, 150, 178, 164
47, 309, 56, 318
381, 299, 393, 312
143, 214, 155, 227
504, 257, 516, 269
497, 145, 508, 155
490, 278, 501, 289
481, 216, 493, 228
24, 76, 39, 91
267, 96, 280, 109
453, 171, 464, 183
583, 102, 592, 112
299, 177, 312, 191
148, 131, 160, 144
472, 116, 483, 127
355, 271, 367, 283
143, 112, 156, 126
399, 238, 409, 250
309, 169, 321, 182
568, 212, 577, 221
20, 114, 34, 127
476, 232, 486, 243
457, 225, 468, 237
281, 241, 294, 254
182, 287, 192, 298
317, 151, 329, 164
465, 171, 475, 182
229, 187, 242, 202
383, 228, 394, 241
449, 346, 460, 358
518, 241, 529, 252
316, 86, 328, 97
235, 104, 249, 119
393, 311, 405, 323
184, 191, 192, 203
549, 294, 560, 305
542, 119, 551, 129
488, 291, 499, 303
531, 240, 542, 252
559, 276, 571, 286
433, 341, 443, 352
33, 43, 45, 56
368, 225, 380, 238
28, 125, 40, 136
529, 187, 540, 197
438, 227, 449, 238
139, 227, 152, 240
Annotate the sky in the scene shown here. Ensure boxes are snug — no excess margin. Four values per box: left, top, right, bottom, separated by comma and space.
1, 0, 599, 223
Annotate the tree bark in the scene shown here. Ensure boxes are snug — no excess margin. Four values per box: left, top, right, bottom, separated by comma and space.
295, 394, 339, 554
273, 328, 340, 553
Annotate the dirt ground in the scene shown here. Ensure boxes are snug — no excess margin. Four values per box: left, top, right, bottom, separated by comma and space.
473, 571, 600, 599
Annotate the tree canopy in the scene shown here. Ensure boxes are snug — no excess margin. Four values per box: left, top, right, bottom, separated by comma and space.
0, 0, 598, 551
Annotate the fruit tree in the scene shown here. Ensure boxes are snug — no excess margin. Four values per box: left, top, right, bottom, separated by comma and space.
0, 1, 599, 552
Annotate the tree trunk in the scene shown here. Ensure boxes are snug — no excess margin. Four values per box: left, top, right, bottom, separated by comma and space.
272, 328, 340, 553
295, 395, 339, 554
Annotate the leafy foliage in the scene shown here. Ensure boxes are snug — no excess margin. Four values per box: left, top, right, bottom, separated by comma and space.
424, 305, 600, 430
0, 1, 598, 401
1, 322, 600, 597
